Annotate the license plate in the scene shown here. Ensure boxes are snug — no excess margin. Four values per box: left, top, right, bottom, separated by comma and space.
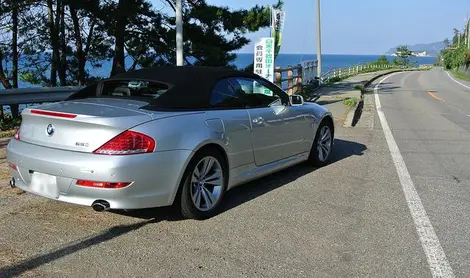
30, 172, 59, 199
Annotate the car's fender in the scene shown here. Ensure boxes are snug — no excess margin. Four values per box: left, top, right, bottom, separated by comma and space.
130, 113, 231, 205
301, 102, 335, 147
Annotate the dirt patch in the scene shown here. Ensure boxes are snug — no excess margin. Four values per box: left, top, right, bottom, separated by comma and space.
0, 171, 9, 180
0, 146, 20, 196
0, 146, 14, 195
0, 184, 26, 196
0, 147, 5, 160
6, 198, 122, 226
0, 246, 25, 265
0, 130, 15, 138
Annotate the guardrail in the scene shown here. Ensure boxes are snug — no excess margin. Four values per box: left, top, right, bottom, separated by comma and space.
320, 63, 398, 84
274, 59, 318, 95
0, 62, 429, 117
0, 86, 82, 106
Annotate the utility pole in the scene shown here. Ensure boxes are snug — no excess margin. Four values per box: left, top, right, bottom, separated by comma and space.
176, 0, 183, 66
467, 17, 470, 49
465, 16, 468, 48
316, 0, 322, 78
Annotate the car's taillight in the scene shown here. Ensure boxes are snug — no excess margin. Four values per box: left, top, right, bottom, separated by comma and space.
76, 180, 131, 189
93, 130, 155, 155
9, 163, 17, 170
13, 128, 20, 141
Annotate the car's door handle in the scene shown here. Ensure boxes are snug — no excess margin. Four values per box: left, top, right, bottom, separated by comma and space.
252, 116, 264, 124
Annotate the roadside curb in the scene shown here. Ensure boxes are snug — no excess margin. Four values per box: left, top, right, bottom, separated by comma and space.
343, 68, 421, 127
343, 98, 362, 127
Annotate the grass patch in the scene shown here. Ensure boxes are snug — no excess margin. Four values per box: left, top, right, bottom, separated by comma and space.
0, 115, 21, 132
451, 70, 470, 82
343, 97, 359, 108
352, 84, 363, 90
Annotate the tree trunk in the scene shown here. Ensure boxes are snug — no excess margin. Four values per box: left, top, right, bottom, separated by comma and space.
70, 6, 85, 86
111, 0, 129, 77
0, 52, 12, 90
47, 0, 59, 86
59, 0, 67, 85
11, 2, 19, 116
0, 51, 12, 119
12, 4, 18, 89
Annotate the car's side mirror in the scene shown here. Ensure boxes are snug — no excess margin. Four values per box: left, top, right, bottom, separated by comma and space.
290, 94, 304, 106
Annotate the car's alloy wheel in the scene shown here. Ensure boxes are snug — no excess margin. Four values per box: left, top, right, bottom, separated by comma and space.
180, 149, 227, 219
317, 125, 332, 162
190, 156, 223, 211
308, 121, 333, 166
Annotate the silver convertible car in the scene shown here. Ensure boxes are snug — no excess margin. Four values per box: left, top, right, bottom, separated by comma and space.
7, 66, 334, 219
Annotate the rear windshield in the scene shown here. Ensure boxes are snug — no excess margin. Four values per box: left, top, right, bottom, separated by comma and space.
68, 79, 171, 100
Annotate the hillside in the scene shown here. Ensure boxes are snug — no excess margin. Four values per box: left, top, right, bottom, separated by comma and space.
385, 41, 445, 57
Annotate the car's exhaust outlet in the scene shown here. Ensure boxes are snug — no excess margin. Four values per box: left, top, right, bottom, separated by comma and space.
9, 177, 16, 188
91, 200, 110, 212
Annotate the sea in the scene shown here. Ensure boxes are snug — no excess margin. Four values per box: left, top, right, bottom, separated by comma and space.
235, 53, 436, 72
2, 53, 437, 114
8, 53, 437, 88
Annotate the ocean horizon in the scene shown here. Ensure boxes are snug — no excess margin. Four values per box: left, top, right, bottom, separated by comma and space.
1, 53, 437, 114
2, 53, 437, 93
3, 53, 437, 89
234, 53, 437, 72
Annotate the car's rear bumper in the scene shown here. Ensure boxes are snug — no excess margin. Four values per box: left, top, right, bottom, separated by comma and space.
6, 139, 193, 209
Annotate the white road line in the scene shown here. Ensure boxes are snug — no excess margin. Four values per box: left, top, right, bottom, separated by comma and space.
445, 71, 470, 90
374, 73, 455, 278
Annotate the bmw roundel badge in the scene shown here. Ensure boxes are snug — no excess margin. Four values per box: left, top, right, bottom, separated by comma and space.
46, 124, 55, 136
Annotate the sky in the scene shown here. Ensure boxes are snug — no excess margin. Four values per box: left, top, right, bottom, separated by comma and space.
152, 0, 470, 55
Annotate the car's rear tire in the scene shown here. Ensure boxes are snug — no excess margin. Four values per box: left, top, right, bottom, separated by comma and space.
308, 120, 334, 167
180, 148, 228, 220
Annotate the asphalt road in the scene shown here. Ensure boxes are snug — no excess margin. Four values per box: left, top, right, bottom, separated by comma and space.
0, 67, 468, 277
372, 68, 470, 277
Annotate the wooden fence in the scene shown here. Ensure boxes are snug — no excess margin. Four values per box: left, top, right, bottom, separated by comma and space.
274, 60, 318, 95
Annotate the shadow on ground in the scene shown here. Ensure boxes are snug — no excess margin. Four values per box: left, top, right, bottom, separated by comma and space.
119, 138, 367, 221
0, 219, 158, 277
221, 138, 366, 213
316, 98, 345, 106
0, 139, 366, 276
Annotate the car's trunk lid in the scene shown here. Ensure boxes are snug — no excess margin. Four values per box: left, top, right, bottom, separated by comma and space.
18, 98, 182, 153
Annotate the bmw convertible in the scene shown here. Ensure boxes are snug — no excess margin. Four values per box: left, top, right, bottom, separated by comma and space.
7, 66, 334, 219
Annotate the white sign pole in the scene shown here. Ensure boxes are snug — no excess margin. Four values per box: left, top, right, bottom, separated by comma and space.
176, 0, 183, 66
253, 37, 275, 96
253, 37, 275, 82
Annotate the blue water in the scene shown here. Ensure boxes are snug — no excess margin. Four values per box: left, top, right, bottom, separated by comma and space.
10, 53, 436, 88
3, 53, 436, 114
234, 53, 436, 72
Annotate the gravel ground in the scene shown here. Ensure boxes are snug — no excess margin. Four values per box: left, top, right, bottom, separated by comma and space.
0, 122, 434, 278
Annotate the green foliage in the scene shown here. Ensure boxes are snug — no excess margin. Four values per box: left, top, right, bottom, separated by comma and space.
242, 0, 284, 72
393, 45, 414, 67
369, 55, 390, 66
444, 38, 450, 48
343, 97, 358, 108
0, 114, 21, 131
439, 24, 470, 72
1, 0, 277, 88
352, 84, 363, 90
377, 55, 390, 64
451, 70, 470, 81
440, 44, 468, 70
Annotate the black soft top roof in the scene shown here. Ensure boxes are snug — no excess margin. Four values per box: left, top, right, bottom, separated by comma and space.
109, 66, 263, 110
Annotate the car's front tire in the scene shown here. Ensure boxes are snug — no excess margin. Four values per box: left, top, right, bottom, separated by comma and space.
180, 148, 228, 220
308, 120, 334, 167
